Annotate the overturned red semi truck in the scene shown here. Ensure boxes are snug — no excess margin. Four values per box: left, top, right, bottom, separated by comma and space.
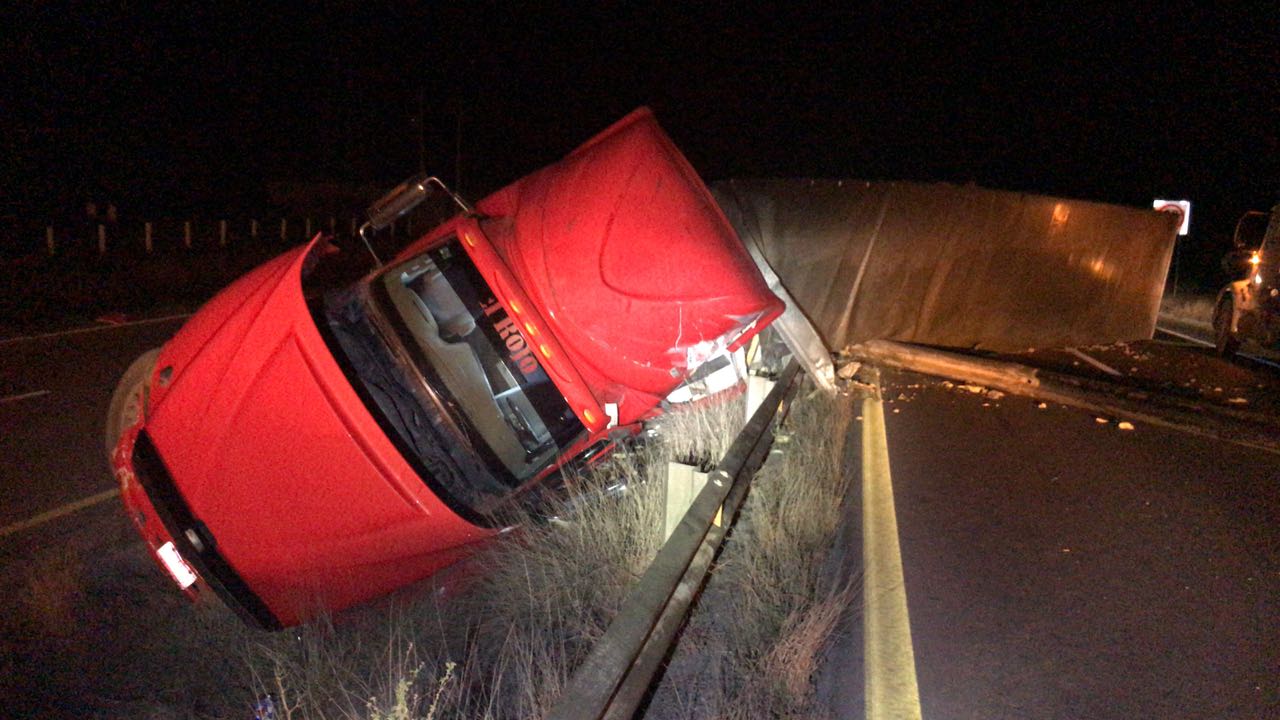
105, 108, 784, 628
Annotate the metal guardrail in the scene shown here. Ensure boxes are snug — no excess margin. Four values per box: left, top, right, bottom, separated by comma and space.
547, 361, 802, 720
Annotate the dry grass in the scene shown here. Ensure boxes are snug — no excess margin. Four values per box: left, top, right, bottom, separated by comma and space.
647, 393, 746, 466
1159, 292, 1214, 329
760, 587, 855, 703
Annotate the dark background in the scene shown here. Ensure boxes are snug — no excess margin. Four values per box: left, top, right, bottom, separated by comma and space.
3, 3, 1278, 288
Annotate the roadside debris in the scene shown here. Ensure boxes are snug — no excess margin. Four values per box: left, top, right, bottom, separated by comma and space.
836, 360, 862, 380
95, 312, 128, 325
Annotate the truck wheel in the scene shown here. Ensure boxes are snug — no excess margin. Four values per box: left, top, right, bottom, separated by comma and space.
105, 348, 162, 460
1212, 296, 1240, 358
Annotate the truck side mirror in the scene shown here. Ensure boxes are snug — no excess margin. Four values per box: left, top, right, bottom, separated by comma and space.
366, 175, 475, 233
357, 175, 475, 267
1232, 210, 1269, 248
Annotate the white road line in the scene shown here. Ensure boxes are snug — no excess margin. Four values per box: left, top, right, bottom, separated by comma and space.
0, 488, 121, 539
0, 389, 51, 404
1155, 325, 1211, 347
862, 386, 923, 720
0, 312, 191, 347
1067, 347, 1123, 377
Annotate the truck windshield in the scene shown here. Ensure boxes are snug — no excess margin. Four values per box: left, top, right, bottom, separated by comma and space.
377, 237, 584, 484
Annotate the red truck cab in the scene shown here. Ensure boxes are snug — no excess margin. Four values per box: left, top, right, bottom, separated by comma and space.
107, 109, 782, 627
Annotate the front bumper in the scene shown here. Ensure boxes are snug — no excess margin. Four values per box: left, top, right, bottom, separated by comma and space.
112, 425, 281, 630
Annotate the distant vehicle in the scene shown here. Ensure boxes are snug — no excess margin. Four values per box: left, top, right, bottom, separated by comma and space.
104, 109, 783, 628
1213, 205, 1280, 358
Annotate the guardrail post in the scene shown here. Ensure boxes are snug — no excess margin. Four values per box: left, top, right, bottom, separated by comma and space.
98, 224, 106, 255
144, 222, 153, 253
219, 219, 227, 247
746, 374, 777, 422
183, 221, 192, 249
664, 463, 710, 542
46, 226, 55, 256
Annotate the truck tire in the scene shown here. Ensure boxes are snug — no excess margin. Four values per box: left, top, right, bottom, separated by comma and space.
104, 348, 162, 461
1212, 296, 1240, 358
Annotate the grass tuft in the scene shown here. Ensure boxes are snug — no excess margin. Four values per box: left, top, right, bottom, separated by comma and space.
1159, 292, 1214, 329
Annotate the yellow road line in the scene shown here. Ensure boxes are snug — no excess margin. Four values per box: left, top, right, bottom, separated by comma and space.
862, 391, 923, 720
0, 488, 121, 539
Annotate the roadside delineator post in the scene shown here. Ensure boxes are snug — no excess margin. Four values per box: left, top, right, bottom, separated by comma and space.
219, 219, 227, 247
305, 217, 312, 239
250, 219, 259, 239
98, 224, 106, 255
46, 226, 55, 256
183, 221, 192, 249
144, 222, 153, 253
280, 218, 287, 242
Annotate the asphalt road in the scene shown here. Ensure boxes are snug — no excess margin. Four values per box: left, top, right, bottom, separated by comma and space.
828, 346, 1280, 719
0, 317, 258, 719
0, 318, 181, 528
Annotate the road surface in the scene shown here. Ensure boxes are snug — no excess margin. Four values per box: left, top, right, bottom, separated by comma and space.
0, 317, 256, 719
824, 348, 1280, 719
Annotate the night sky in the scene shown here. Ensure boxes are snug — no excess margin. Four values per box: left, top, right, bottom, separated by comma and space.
4, 3, 1278, 271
